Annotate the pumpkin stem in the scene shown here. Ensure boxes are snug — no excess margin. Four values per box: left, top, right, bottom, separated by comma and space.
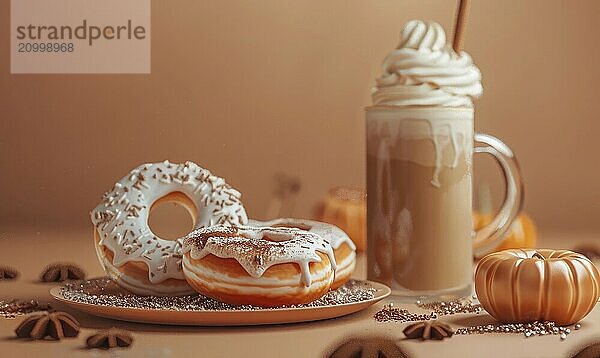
532, 252, 545, 260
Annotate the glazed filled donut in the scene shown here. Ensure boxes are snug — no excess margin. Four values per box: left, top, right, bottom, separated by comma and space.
91, 161, 248, 296
182, 225, 337, 307
249, 218, 356, 289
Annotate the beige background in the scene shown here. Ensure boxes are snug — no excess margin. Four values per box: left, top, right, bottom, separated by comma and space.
1, 0, 599, 235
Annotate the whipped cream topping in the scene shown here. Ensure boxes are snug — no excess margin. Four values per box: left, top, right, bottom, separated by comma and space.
372, 20, 482, 107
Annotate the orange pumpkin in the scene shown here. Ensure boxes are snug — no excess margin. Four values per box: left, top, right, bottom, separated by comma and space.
475, 249, 600, 325
473, 212, 537, 252
315, 187, 366, 252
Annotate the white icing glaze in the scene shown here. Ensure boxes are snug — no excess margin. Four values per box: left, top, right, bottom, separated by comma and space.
91, 161, 248, 285
248, 218, 356, 288
182, 225, 337, 287
248, 218, 356, 251
366, 107, 473, 187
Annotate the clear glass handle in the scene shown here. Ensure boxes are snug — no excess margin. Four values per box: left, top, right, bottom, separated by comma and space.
473, 133, 524, 257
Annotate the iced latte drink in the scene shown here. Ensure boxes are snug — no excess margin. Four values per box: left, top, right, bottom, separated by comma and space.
366, 20, 520, 299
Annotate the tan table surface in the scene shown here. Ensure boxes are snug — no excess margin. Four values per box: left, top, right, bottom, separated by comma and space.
0, 227, 599, 358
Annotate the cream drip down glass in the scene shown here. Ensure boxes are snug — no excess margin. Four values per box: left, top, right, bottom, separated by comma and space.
366, 20, 522, 299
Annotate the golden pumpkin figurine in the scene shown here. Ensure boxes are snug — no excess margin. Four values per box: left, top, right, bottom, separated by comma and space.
315, 187, 366, 252
475, 249, 600, 325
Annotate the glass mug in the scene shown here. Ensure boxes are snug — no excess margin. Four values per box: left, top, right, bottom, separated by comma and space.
366, 106, 522, 300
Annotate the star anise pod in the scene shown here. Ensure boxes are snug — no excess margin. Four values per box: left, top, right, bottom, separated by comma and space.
0, 265, 19, 280
39, 263, 86, 282
86, 328, 134, 349
329, 337, 408, 358
15, 311, 80, 340
403, 321, 454, 340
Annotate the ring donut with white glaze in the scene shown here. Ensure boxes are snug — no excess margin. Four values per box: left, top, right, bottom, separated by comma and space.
249, 218, 356, 289
91, 161, 248, 296
182, 225, 337, 307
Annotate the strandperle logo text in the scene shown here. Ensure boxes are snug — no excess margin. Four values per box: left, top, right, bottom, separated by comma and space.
11, 0, 151, 74
16, 20, 147, 46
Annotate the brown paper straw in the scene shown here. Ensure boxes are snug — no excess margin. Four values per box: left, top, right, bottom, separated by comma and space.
453, 0, 471, 53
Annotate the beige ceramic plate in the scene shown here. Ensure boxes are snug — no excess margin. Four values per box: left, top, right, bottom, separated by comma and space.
50, 280, 390, 326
